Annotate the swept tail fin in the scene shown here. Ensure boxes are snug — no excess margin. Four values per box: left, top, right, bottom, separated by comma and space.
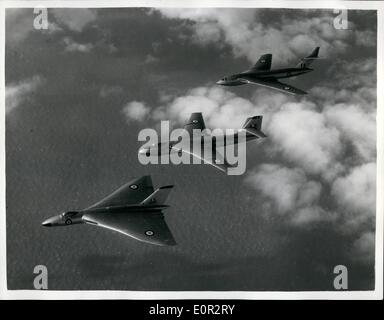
296, 46, 320, 69
242, 115, 267, 138
141, 185, 173, 206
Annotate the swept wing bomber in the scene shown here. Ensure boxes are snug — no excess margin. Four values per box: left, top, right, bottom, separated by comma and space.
42, 176, 176, 246
139, 112, 267, 173
216, 47, 320, 95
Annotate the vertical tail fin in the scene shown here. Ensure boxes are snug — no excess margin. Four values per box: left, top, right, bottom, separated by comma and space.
242, 115, 267, 138
141, 185, 173, 206
296, 46, 320, 68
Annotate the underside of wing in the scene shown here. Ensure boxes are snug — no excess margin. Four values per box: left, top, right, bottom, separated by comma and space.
172, 146, 234, 173
183, 112, 206, 136
87, 176, 155, 209
241, 77, 307, 95
249, 54, 272, 72
83, 211, 176, 246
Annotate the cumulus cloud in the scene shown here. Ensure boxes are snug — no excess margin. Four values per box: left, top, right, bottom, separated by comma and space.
153, 86, 259, 129
325, 104, 376, 162
353, 231, 375, 262
267, 102, 343, 178
331, 162, 376, 229
154, 8, 368, 64
63, 37, 94, 53
122, 101, 150, 122
5, 75, 43, 114
51, 8, 97, 32
245, 164, 323, 216
245, 164, 338, 226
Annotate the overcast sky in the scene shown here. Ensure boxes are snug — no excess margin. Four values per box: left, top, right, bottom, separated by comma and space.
5, 7, 376, 290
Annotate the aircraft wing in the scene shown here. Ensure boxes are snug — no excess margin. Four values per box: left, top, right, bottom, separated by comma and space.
249, 54, 272, 72
240, 77, 307, 95
172, 146, 234, 173
183, 112, 206, 136
86, 176, 155, 209
82, 211, 176, 246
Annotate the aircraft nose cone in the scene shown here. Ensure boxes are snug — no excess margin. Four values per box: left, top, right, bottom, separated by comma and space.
42, 220, 52, 227
42, 217, 56, 227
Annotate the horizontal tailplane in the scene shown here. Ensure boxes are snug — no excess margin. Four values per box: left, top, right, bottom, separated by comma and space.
242, 115, 267, 138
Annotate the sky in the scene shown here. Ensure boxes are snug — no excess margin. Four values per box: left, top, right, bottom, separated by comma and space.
5, 7, 377, 290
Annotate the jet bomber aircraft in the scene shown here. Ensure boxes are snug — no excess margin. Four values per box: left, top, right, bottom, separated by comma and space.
42, 176, 176, 246
139, 112, 267, 174
216, 47, 320, 95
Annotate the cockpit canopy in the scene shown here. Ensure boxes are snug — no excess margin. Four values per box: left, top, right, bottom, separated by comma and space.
221, 75, 236, 81
61, 211, 78, 218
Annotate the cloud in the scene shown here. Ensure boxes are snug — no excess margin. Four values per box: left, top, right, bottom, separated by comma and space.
99, 85, 124, 98
6, 9, 35, 44
292, 206, 332, 226
325, 104, 376, 162
145, 54, 159, 64
51, 8, 97, 32
5, 9, 81, 47
43, 22, 64, 35
6, 9, 62, 45
245, 164, 336, 226
6, 9, 115, 54
63, 37, 94, 53
322, 58, 377, 92
5, 76, 43, 114
122, 101, 150, 122
245, 164, 322, 215
355, 30, 376, 47
352, 231, 375, 262
331, 162, 376, 229
154, 9, 368, 64
267, 102, 343, 178
153, 86, 259, 129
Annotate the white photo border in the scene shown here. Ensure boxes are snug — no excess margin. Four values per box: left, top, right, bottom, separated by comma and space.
0, 0, 382, 300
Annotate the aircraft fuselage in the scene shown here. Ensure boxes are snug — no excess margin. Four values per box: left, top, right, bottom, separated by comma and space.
142, 130, 260, 156
217, 67, 312, 86
42, 204, 169, 227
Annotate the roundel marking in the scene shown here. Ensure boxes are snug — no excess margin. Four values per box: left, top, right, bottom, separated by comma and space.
284, 86, 290, 90
145, 230, 154, 236
192, 120, 198, 123
130, 184, 138, 190
65, 219, 72, 225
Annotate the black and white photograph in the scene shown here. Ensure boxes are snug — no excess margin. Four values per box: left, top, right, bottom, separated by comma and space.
0, 0, 383, 300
